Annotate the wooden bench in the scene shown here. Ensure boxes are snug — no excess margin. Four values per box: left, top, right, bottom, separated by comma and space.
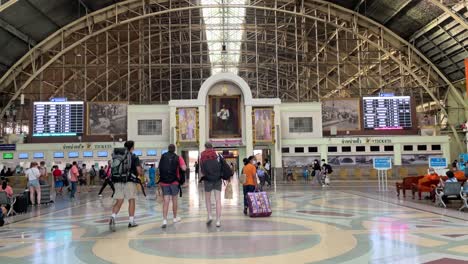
396, 176, 423, 197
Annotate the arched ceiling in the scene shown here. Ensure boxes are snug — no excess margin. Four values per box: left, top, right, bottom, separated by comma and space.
0, 0, 466, 82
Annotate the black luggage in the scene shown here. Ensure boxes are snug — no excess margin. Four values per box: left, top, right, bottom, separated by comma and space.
25, 185, 54, 205
13, 194, 28, 214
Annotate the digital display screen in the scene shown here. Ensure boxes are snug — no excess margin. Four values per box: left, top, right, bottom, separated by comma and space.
83, 151, 93, 157
68, 152, 79, 158
2, 153, 13, 159
363, 96, 412, 130
18, 153, 29, 159
134, 150, 142, 156
33, 101, 84, 137
54, 152, 64, 158
147, 150, 157, 156
97, 151, 108, 157
161, 149, 168, 155
33, 152, 44, 159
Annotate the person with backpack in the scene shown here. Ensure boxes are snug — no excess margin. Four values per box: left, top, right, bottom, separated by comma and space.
199, 142, 227, 227
109, 140, 143, 231
321, 159, 332, 187
157, 144, 186, 228
89, 165, 97, 185
98, 161, 115, 197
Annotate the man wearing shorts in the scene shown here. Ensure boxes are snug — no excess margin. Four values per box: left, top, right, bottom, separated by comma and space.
158, 144, 186, 228
109, 140, 142, 231
200, 142, 223, 227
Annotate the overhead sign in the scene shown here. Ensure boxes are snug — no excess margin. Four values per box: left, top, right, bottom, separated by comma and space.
429, 157, 447, 168
0, 144, 16, 151
373, 157, 392, 170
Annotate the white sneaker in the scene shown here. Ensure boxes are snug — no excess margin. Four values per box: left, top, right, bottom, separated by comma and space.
161, 219, 167, 228
173, 217, 182, 223
206, 217, 213, 225
98, 194, 103, 197
216, 220, 221, 227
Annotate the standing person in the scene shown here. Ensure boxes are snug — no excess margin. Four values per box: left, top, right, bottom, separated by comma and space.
26, 162, 41, 206
52, 166, 63, 195
98, 161, 115, 197
257, 162, 267, 191
89, 165, 97, 186
199, 142, 224, 227
81, 164, 90, 192
5, 168, 13, 177
303, 166, 309, 182
39, 161, 47, 185
194, 161, 199, 180
109, 140, 143, 231
0, 166, 6, 177
312, 159, 321, 185
264, 159, 271, 184
148, 164, 156, 188
99, 166, 106, 182
69, 161, 79, 199
242, 156, 258, 215
158, 144, 186, 228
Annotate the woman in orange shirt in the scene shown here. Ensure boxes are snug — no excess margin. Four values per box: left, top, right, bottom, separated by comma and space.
242, 156, 258, 215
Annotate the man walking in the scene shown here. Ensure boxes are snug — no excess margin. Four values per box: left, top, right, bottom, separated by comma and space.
69, 161, 79, 199
89, 165, 97, 186
158, 144, 186, 228
98, 161, 115, 197
148, 164, 156, 188
200, 142, 223, 227
109, 140, 142, 231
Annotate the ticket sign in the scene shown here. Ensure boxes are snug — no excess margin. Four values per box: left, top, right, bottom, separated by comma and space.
373, 157, 392, 170
429, 157, 447, 168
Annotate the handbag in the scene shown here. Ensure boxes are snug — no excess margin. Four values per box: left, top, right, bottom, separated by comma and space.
224, 181, 233, 199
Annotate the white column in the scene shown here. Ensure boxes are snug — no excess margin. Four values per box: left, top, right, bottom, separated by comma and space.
245, 105, 253, 156
273, 104, 282, 168
198, 106, 206, 153
169, 106, 177, 144
394, 143, 402, 166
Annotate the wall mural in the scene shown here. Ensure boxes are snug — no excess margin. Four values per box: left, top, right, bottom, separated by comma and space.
87, 102, 127, 135
176, 108, 198, 143
253, 108, 274, 143
322, 98, 360, 131
209, 96, 241, 138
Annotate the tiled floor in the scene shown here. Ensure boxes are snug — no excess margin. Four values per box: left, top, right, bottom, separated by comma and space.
1, 178, 468, 264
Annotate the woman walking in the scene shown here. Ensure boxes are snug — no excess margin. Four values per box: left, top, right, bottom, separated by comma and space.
242, 156, 257, 215
26, 162, 41, 206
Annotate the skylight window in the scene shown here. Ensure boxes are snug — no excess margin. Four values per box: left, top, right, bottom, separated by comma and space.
201, 0, 246, 75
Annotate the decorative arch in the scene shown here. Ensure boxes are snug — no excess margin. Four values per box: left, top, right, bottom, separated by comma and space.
197, 73, 253, 106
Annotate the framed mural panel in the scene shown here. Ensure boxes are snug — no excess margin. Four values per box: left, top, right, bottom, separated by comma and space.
322, 98, 360, 131
176, 108, 198, 143
87, 102, 127, 135
252, 108, 274, 143
209, 96, 241, 138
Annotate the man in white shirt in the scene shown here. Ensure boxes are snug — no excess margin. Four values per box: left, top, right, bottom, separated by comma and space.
217, 104, 230, 132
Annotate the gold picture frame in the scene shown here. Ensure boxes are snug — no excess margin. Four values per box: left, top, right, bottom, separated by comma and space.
176, 107, 199, 144
209, 95, 242, 138
252, 107, 275, 144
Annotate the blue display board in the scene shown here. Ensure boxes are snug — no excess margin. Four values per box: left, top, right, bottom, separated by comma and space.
373, 157, 392, 170
97, 151, 108, 157
68, 152, 79, 158
429, 157, 447, 168
147, 150, 157, 156
83, 151, 93, 158
161, 149, 168, 155
33, 152, 44, 159
134, 150, 143, 156
18, 153, 29, 159
53, 152, 64, 158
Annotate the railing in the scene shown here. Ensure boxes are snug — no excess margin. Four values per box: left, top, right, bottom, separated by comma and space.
0, 0, 17, 11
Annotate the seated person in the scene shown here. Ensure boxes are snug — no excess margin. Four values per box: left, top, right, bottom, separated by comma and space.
439, 170, 458, 188
416, 168, 439, 199
0, 204, 11, 227
0, 181, 13, 199
450, 166, 466, 181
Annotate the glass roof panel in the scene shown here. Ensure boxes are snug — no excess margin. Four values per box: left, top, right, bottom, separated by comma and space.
201, 0, 246, 75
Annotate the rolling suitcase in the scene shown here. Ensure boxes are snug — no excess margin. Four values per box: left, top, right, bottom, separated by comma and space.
247, 191, 272, 217
13, 194, 28, 214
39, 184, 53, 204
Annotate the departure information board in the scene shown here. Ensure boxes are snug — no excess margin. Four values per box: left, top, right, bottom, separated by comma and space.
33, 101, 84, 136
363, 96, 412, 130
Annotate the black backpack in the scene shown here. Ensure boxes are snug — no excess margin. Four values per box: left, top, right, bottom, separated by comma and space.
111, 148, 132, 183
202, 156, 222, 182
158, 152, 179, 184
219, 155, 233, 180
325, 164, 333, 174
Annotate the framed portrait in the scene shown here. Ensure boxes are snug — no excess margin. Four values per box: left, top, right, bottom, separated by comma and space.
252, 108, 274, 143
87, 102, 127, 135
176, 108, 198, 143
209, 96, 241, 138
322, 98, 360, 131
